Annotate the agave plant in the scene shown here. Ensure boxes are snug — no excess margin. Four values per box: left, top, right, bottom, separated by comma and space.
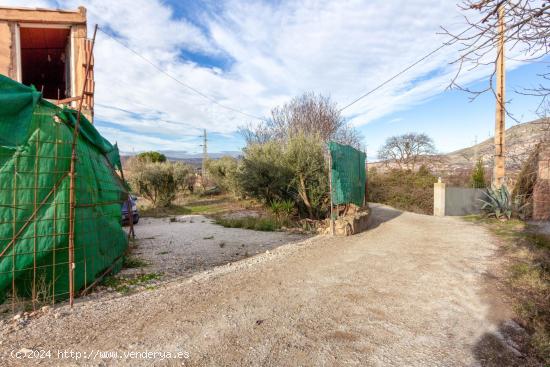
269, 199, 295, 224
479, 186, 513, 220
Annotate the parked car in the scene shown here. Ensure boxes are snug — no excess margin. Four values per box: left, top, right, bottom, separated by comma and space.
122, 195, 139, 225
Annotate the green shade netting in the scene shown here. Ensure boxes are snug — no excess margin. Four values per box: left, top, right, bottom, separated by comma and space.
328, 141, 366, 207
0, 75, 128, 304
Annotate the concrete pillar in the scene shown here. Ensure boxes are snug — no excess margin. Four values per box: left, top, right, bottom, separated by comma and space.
434, 178, 446, 217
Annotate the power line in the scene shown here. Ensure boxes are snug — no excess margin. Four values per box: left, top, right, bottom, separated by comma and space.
339, 45, 447, 112
339, 27, 472, 113
97, 26, 266, 121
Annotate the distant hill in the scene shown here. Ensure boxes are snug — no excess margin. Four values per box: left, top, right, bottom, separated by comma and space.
441, 119, 549, 174
120, 150, 242, 169
370, 119, 549, 181
156, 150, 242, 160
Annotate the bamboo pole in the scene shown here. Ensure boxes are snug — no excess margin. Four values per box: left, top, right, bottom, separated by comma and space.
12, 156, 17, 312
68, 24, 98, 308
328, 153, 335, 236
32, 128, 39, 310
52, 122, 59, 304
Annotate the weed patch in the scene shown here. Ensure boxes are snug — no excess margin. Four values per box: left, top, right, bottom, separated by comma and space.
465, 216, 550, 363
214, 216, 280, 232
123, 256, 149, 268
103, 273, 162, 294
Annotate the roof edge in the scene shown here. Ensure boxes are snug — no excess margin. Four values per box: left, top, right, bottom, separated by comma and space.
0, 6, 86, 24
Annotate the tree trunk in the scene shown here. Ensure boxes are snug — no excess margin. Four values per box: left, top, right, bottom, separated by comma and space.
298, 174, 313, 218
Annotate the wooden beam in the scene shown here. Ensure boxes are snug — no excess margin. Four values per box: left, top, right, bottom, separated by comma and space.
0, 6, 86, 24
55, 96, 82, 105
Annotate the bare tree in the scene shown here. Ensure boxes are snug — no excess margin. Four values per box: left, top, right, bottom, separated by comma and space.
378, 133, 437, 170
444, 0, 549, 110
240, 92, 362, 148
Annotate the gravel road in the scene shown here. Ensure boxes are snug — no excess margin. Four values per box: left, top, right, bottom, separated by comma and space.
0, 204, 526, 366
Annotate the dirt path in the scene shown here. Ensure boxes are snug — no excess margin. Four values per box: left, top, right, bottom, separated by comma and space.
1, 205, 522, 366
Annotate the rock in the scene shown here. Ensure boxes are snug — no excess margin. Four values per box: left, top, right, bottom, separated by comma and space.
41, 306, 51, 313
13, 313, 22, 321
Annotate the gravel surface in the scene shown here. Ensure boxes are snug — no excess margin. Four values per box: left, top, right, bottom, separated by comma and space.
0, 204, 526, 366
125, 215, 306, 277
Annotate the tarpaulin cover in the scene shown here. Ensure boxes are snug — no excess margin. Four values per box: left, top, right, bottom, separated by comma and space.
328, 141, 366, 207
0, 75, 128, 304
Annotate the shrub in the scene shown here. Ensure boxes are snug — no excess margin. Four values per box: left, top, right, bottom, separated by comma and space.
214, 216, 280, 231
136, 151, 166, 163
237, 135, 329, 219
284, 134, 329, 219
471, 159, 487, 188
368, 166, 437, 214
206, 156, 240, 196
237, 141, 293, 205
270, 199, 295, 225
128, 160, 192, 207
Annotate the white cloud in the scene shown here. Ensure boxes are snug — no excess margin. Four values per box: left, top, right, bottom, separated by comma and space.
0, 0, 538, 151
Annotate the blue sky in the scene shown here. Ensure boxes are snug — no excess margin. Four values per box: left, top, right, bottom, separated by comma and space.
360, 60, 549, 159
2, 0, 548, 159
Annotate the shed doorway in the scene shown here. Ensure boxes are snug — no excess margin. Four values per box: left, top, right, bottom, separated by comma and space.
19, 26, 71, 100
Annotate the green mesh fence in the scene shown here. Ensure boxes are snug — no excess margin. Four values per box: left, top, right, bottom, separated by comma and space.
0, 75, 128, 309
328, 141, 366, 207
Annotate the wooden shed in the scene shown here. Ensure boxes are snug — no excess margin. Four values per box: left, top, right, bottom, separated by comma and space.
0, 6, 94, 121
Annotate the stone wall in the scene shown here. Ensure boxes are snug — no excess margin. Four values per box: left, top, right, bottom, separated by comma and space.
533, 145, 550, 220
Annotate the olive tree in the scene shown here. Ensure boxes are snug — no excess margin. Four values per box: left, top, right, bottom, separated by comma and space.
128, 159, 191, 207
284, 134, 328, 219
237, 142, 293, 205
206, 157, 241, 196
136, 151, 167, 163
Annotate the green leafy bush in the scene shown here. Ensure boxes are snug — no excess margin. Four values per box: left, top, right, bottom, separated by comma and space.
237, 135, 329, 219
368, 166, 437, 214
284, 134, 329, 219
270, 199, 295, 225
237, 141, 293, 205
214, 216, 279, 231
471, 159, 487, 188
128, 160, 192, 207
206, 156, 240, 196
136, 151, 167, 163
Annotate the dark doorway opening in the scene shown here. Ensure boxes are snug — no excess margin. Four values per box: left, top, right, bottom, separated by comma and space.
20, 27, 71, 100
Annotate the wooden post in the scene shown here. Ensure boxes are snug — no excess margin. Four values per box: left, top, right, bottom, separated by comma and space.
493, 3, 506, 188
328, 153, 335, 235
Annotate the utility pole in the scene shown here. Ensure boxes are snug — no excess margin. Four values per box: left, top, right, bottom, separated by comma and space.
201, 129, 208, 185
493, 3, 506, 188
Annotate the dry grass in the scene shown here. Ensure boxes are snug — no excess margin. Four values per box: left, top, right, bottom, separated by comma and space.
138, 193, 257, 218
464, 216, 550, 363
